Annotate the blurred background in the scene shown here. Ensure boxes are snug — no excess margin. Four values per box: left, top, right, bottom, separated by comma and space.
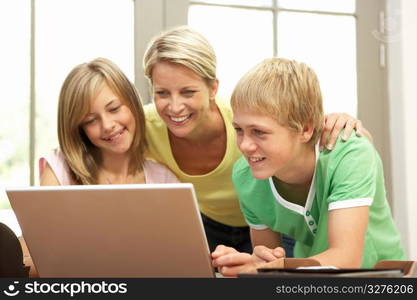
0, 0, 416, 260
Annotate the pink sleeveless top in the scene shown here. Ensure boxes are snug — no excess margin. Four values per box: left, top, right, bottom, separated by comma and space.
39, 149, 179, 185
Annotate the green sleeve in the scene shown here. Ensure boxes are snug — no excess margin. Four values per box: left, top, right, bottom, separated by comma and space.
326, 137, 378, 208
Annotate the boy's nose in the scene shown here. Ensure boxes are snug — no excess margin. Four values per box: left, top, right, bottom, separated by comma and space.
239, 136, 256, 153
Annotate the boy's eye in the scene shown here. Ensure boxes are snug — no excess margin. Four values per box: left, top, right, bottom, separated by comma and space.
253, 129, 265, 136
233, 127, 243, 134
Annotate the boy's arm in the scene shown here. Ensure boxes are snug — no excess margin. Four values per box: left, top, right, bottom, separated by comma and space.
212, 228, 285, 277
250, 227, 281, 249
309, 206, 369, 268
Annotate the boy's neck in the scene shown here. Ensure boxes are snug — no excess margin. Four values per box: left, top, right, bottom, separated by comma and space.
272, 144, 316, 206
275, 144, 316, 187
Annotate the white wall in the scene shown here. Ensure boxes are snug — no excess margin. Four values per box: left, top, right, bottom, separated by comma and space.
387, 0, 417, 259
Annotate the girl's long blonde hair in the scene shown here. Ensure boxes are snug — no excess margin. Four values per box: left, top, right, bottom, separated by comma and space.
58, 58, 147, 184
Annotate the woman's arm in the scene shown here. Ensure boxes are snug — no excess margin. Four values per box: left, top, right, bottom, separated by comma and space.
320, 113, 373, 151
309, 206, 369, 268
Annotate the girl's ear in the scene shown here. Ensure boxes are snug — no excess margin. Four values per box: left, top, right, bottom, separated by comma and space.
301, 121, 314, 144
209, 79, 219, 101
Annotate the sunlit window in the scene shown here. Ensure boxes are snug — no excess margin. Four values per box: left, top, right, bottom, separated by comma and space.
188, 1, 357, 116
0, 0, 31, 213
277, 12, 357, 116
35, 0, 134, 185
0, 0, 133, 225
188, 5, 273, 101
278, 0, 355, 14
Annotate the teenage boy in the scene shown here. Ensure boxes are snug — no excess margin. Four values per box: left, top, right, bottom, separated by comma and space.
212, 58, 405, 277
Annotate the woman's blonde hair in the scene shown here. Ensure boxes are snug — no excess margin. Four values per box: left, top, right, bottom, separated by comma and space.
231, 58, 324, 145
58, 57, 147, 184
143, 26, 217, 88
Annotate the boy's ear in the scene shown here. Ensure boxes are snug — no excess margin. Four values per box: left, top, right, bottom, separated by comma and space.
301, 121, 314, 144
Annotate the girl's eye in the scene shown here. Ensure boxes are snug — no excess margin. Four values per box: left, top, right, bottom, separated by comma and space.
83, 118, 96, 126
109, 106, 121, 113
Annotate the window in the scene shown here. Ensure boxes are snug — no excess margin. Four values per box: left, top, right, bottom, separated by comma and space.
188, 5, 273, 101
188, 0, 357, 115
35, 0, 134, 185
0, 0, 134, 217
0, 0, 31, 212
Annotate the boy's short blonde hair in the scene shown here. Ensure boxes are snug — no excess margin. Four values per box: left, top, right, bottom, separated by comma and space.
231, 58, 324, 145
58, 57, 147, 184
143, 26, 217, 88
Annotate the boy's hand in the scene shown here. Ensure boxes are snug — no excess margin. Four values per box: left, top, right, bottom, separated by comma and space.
320, 113, 372, 151
253, 245, 285, 262
211, 245, 285, 277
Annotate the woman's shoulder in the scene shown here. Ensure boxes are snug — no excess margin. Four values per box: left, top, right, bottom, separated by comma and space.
216, 99, 232, 116
144, 103, 159, 120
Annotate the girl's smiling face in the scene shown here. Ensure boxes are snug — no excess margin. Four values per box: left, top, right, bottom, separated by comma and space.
81, 83, 136, 158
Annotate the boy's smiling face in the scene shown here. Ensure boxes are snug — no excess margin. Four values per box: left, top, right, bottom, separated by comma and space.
233, 109, 305, 181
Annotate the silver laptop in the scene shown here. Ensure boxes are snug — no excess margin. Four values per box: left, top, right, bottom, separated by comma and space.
6, 183, 215, 278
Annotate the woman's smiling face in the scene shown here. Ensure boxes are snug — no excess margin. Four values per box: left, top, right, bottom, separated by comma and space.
151, 61, 217, 139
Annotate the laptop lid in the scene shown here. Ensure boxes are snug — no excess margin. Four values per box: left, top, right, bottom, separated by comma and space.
6, 183, 215, 278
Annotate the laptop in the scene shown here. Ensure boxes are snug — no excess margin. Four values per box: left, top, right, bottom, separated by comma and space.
6, 183, 215, 278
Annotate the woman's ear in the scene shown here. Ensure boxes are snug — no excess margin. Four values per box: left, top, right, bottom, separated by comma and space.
301, 121, 314, 144
209, 79, 219, 100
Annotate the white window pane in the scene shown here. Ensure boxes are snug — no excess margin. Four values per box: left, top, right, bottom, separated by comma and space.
278, 0, 355, 14
35, 0, 134, 184
278, 12, 357, 116
191, 0, 273, 8
0, 0, 31, 210
189, 5, 273, 101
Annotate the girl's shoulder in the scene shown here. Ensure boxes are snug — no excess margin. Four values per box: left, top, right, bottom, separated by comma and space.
39, 149, 75, 185
143, 159, 179, 184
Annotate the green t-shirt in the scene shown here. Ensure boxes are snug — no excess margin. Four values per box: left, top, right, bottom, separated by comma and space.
233, 134, 406, 268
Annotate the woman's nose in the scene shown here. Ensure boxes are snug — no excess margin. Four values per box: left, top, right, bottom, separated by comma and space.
169, 96, 185, 114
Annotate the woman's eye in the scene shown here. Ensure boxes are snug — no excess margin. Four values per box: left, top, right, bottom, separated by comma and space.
155, 90, 169, 97
182, 90, 197, 96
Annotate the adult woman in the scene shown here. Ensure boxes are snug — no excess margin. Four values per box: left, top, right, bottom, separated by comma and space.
143, 26, 369, 253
